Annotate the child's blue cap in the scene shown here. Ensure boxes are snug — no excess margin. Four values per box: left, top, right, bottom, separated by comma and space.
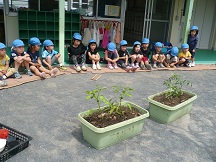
133, 41, 141, 46
43, 40, 54, 47
0, 42, 6, 49
142, 38, 149, 44
107, 42, 116, 52
154, 42, 163, 48
12, 39, 25, 47
181, 43, 189, 49
29, 37, 41, 46
88, 39, 96, 45
73, 33, 82, 41
190, 26, 198, 31
120, 40, 128, 46
170, 47, 179, 56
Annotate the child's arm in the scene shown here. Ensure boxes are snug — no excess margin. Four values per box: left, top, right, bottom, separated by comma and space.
113, 51, 119, 62
104, 51, 113, 62
21, 53, 31, 62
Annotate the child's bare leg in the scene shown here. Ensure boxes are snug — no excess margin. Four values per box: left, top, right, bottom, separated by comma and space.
38, 66, 51, 74
152, 55, 159, 64
30, 66, 41, 76
178, 58, 186, 64
24, 60, 30, 69
131, 55, 136, 65
46, 56, 52, 66
14, 61, 21, 71
125, 55, 129, 65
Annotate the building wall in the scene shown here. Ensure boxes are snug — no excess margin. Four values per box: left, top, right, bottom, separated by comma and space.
4, 14, 19, 46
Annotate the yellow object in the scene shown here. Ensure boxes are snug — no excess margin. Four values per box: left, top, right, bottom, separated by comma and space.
0, 55, 9, 69
178, 51, 191, 59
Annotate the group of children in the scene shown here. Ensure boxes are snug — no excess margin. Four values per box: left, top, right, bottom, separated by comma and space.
67, 26, 198, 72
0, 38, 67, 86
0, 25, 198, 86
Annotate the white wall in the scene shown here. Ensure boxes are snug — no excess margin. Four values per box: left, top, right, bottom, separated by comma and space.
4, 13, 19, 46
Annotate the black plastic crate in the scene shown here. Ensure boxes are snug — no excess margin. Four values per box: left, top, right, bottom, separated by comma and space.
0, 123, 32, 162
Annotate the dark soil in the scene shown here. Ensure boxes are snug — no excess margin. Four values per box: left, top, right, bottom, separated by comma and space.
84, 106, 143, 128
153, 92, 194, 107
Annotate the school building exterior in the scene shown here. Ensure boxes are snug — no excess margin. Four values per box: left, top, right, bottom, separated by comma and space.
1, 0, 216, 64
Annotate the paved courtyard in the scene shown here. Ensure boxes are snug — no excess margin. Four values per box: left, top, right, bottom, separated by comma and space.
0, 70, 216, 162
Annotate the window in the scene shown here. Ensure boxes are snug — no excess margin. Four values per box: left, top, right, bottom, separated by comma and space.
70, 0, 122, 19
71, 0, 96, 17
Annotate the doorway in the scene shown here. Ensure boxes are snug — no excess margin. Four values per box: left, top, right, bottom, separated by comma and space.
123, 0, 172, 45
0, 8, 5, 43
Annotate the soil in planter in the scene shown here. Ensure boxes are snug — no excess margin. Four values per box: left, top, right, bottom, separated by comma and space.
153, 92, 194, 107
84, 106, 143, 128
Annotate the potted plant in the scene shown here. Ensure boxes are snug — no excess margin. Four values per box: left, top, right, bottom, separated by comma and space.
78, 85, 149, 150
148, 74, 197, 124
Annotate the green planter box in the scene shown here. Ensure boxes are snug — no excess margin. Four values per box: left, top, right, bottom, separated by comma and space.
78, 101, 149, 150
148, 91, 197, 124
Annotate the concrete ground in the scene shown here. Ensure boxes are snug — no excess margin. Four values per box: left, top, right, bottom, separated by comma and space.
0, 70, 215, 162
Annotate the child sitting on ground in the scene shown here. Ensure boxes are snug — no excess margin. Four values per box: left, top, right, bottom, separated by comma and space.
130, 41, 143, 69
104, 42, 119, 69
164, 47, 179, 68
117, 40, 131, 71
27, 37, 58, 79
187, 26, 199, 67
140, 38, 152, 70
67, 33, 87, 72
42, 40, 67, 71
86, 39, 101, 70
177, 43, 192, 67
9, 39, 32, 78
152, 42, 165, 68
0, 43, 16, 86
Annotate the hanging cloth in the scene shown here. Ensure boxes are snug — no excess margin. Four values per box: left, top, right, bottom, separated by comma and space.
82, 26, 92, 46
111, 24, 116, 42
114, 23, 121, 45
108, 22, 113, 42
99, 22, 105, 41
101, 27, 109, 49
96, 22, 100, 46
92, 22, 97, 41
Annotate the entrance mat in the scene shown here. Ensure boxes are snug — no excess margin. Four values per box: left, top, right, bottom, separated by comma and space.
0, 70, 65, 90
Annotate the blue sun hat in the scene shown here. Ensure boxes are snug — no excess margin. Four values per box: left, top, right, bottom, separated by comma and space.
43, 40, 54, 47
12, 39, 25, 47
29, 37, 41, 46
170, 47, 179, 56
120, 40, 128, 46
107, 42, 116, 52
73, 33, 82, 41
154, 42, 163, 48
181, 43, 189, 49
142, 38, 149, 44
0, 43, 6, 49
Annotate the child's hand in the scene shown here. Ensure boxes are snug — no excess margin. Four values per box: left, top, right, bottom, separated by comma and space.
192, 49, 195, 52
48, 65, 53, 70
1, 70, 7, 74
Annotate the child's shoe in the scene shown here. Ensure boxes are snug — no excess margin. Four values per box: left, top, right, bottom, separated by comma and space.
74, 65, 81, 72
186, 63, 191, 67
0, 80, 7, 87
81, 64, 87, 71
153, 64, 157, 68
92, 64, 97, 70
59, 66, 67, 70
135, 63, 139, 68
51, 67, 58, 77
125, 66, 131, 72
14, 71, 22, 79
191, 62, 195, 67
107, 64, 114, 70
96, 63, 101, 70
113, 64, 118, 69
40, 72, 47, 79
140, 64, 146, 70
158, 63, 165, 68
145, 64, 152, 70
26, 69, 33, 76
